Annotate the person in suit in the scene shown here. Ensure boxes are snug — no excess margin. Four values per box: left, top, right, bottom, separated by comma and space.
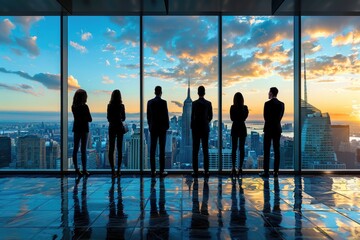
72, 89, 92, 177
230, 92, 249, 177
191, 86, 213, 178
107, 89, 126, 178
259, 87, 285, 178
147, 86, 170, 178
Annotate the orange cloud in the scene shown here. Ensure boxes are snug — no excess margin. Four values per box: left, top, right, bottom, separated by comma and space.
68, 75, 80, 90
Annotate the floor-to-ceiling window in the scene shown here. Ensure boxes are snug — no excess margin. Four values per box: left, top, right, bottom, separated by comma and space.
301, 16, 360, 170
143, 16, 219, 171
0, 16, 61, 169
68, 16, 140, 171
222, 16, 294, 171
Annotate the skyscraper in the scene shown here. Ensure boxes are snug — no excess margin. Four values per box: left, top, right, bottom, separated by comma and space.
128, 129, 148, 170
0, 136, 11, 168
280, 140, 293, 169
45, 140, 60, 169
250, 131, 261, 155
301, 56, 345, 169
331, 125, 350, 152
17, 135, 46, 169
301, 106, 345, 169
180, 80, 192, 164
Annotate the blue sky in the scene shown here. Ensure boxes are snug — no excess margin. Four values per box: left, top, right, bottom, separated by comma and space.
1, 16, 360, 123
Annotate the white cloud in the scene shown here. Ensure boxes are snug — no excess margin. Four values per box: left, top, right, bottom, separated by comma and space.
102, 76, 114, 84
117, 74, 127, 78
81, 31, 93, 41
70, 41, 87, 53
103, 43, 116, 52
13, 16, 43, 35
15, 36, 40, 56
0, 19, 15, 43
2, 56, 11, 61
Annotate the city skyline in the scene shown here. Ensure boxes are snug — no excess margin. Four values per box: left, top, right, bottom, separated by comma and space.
0, 16, 360, 124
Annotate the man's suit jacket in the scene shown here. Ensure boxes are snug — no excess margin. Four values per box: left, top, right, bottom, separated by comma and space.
147, 96, 169, 133
191, 97, 213, 135
263, 98, 285, 134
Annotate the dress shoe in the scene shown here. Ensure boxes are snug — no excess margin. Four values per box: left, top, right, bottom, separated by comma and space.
160, 171, 168, 178
230, 168, 237, 177
83, 170, 90, 177
151, 171, 157, 178
273, 171, 279, 178
204, 171, 210, 178
259, 172, 269, 178
191, 172, 198, 178
117, 170, 121, 177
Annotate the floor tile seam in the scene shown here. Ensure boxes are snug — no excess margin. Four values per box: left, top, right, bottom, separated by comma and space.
294, 209, 349, 235
313, 226, 335, 240
326, 206, 360, 225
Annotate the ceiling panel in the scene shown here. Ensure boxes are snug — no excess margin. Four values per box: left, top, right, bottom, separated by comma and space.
0, 0, 360, 16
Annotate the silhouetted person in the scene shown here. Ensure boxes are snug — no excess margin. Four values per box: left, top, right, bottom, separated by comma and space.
230, 92, 249, 177
191, 86, 213, 178
72, 89, 92, 177
107, 89, 126, 178
190, 179, 210, 239
147, 86, 170, 178
259, 87, 285, 178
73, 177, 91, 239
147, 178, 169, 239
107, 179, 127, 240
262, 178, 282, 238
229, 178, 247, 239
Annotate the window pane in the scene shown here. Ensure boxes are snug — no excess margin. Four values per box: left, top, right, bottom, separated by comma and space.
301, 16, 360, 170
143, 16, 219, 171
0, 16, 61, 169
222, 16, 294, 171
68, 16, 140, 171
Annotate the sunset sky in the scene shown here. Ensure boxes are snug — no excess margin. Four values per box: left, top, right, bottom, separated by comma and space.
0, 16, 360, 123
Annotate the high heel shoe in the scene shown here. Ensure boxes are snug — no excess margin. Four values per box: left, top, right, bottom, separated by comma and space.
75, 169, 83, 177
83, 170, 90, 177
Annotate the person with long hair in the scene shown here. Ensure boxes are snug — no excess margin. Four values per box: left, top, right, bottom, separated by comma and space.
107, 89, 126, 178
72, 89, 92, 177
230, 92, 249, 177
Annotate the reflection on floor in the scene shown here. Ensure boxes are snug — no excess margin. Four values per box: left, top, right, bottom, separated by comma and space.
0, 175, 360, 239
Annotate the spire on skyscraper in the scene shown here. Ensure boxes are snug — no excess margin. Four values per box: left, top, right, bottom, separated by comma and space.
186, 77, 191, 101
304, 52, 308, 104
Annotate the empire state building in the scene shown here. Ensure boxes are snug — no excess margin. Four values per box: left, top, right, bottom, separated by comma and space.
180, 81, 192, 164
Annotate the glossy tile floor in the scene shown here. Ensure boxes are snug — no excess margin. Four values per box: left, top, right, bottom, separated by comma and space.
1, 175, 360, 239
